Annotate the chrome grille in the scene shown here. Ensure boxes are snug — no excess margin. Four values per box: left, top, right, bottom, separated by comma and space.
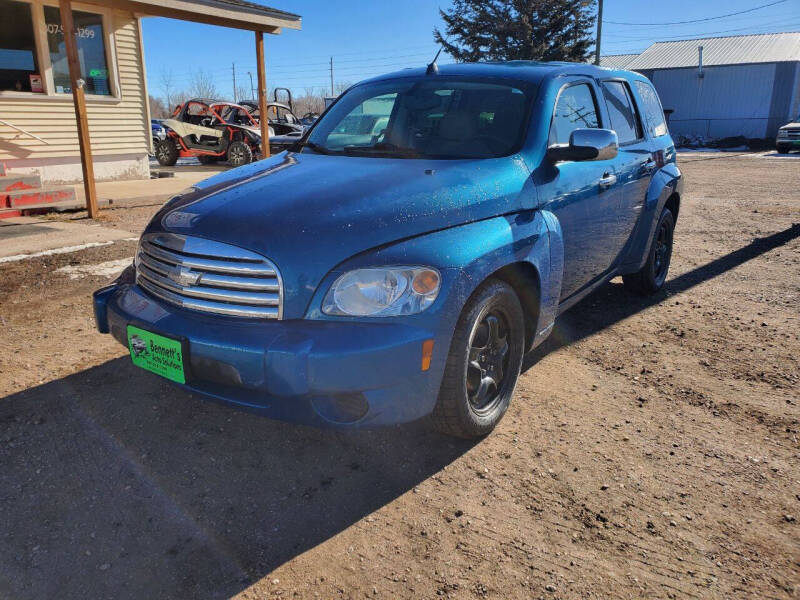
135, 233, 282, 319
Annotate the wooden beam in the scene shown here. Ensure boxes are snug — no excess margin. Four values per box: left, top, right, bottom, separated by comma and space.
59, 0, 98, 219
256, 31, 270, 158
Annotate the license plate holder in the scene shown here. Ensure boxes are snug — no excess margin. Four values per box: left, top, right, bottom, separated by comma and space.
127, 325, 187, 384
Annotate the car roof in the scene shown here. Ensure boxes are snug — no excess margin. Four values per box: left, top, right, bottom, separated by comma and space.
356, 61, 642, 87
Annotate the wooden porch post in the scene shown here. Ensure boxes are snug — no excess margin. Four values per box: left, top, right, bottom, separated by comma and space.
255, 30, 270, 158
59, 0, 98, 218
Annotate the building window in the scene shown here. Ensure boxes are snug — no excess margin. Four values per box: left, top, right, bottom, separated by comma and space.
0, 0, 41, 92
44, 5, 111, 96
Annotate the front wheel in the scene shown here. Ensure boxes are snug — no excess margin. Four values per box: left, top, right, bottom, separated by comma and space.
623, 207, 675, 295
227, 141, 253, 167
431, 279, 525, 438
776, 144, 791, 154
154, 139, 178, 166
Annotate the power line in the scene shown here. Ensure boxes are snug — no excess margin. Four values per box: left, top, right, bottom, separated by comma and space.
606, 22, 800, 46
603, 17, 797, 42
605, 0, 787, 26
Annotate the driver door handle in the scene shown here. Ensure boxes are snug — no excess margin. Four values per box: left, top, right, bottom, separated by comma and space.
599, 172, 617, 190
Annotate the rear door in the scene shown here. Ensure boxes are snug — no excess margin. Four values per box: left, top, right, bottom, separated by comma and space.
539, 79, 624, 299
599, 79, 653, 248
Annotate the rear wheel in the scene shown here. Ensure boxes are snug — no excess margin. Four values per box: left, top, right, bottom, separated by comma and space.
227, 141, 253, 167
623, 207, 674, 295
431, 279, 524, 439
154, 139, 178, 166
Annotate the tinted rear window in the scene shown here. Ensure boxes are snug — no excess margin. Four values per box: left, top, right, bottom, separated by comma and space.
634, 80, 668, 137
601, 81, 642, 144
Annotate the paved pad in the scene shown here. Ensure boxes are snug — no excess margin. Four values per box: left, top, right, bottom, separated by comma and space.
0, 217, 135, 261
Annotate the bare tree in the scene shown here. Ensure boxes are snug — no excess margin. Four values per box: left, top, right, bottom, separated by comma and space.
148, 94, 168, 119
189, 69, 220, 99
334, 80, 352, 96
293, 86, 326, 117
235, 83, 252, 103
158, 68, 177, 110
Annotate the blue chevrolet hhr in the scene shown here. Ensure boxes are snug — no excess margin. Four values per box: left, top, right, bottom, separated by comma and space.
94, 61, 682, 438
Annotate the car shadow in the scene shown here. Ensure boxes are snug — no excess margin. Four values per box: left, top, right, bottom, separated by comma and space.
1, 224, 797, 599
0, 365, 474, 599
524, 223, 800, 371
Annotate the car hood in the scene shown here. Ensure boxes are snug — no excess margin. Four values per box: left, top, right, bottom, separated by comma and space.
145, 151, 532, 318
780, 121, 800, 129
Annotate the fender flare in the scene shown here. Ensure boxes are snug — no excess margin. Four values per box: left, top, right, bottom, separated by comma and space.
619, 162, 683, 273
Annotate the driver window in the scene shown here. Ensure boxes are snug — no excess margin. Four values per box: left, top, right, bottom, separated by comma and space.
549, 83, 600, 146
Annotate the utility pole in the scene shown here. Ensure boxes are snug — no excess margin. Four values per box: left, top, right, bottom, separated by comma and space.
232, 62, 237, 102
594, 0, 603, 66
248, 72, 255, 100
330, 56, 334, 96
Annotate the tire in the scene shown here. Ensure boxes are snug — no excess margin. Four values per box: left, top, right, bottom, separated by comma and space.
197, 154, 219, 165
227, 141, 253, 167
776, 144, 791, 154
154, 139, 178, 166
623, 207, 675, 295
431, 279, 525, 438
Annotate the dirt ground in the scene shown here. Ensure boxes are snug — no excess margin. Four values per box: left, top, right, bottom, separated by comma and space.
0, 152, 798, 600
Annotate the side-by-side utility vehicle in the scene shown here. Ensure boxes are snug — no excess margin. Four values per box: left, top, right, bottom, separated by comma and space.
94, 62, 682, 438
156, 99, 262, 167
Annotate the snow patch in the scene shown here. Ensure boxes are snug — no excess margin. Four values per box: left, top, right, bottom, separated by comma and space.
56, 257, 133, 280
0, 241, 115, 264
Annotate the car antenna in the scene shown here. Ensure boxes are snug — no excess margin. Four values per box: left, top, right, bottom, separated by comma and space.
426, 46, 444, 75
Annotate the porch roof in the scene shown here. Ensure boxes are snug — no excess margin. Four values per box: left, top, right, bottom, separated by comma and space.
79, 0, 302, 33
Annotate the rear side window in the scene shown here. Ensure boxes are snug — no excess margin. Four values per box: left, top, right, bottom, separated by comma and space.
601, 81, 642, 144
549, 83, 600, 146
634, 80, 668, 137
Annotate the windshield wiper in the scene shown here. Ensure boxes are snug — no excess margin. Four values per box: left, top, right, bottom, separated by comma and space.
297, 140, 332, 155
342, 142, 419, 157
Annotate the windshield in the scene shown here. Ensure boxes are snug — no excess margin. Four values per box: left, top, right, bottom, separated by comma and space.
305, 77, 536, 159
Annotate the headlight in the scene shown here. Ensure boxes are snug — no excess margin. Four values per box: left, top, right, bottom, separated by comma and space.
778, 129, 789, 137
322, 266, 441, 316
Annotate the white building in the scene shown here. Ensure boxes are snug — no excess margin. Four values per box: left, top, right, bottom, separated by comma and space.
601, 32, 800, 140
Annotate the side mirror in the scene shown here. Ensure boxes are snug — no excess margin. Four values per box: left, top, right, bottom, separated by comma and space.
547, 128, 618, 163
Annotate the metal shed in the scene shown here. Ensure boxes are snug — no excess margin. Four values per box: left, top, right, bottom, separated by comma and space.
618, 32, 800, 140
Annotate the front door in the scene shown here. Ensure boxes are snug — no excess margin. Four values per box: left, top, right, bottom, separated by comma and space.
537, 80, 625, 300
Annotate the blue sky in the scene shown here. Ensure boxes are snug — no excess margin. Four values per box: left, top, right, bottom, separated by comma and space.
141, 0, 800, 100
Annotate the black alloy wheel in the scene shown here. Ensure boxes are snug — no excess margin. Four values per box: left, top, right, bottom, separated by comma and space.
227, 141, 253, 167
155, 139, 178, 166
652, 215, 673, 288
467, 310, 511, 414
431, 279, 524, 438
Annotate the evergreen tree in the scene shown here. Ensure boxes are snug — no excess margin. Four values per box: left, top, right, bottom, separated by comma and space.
434, 0, 596, 63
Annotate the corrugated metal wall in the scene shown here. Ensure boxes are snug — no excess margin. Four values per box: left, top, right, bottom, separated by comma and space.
650, 63, 779, 139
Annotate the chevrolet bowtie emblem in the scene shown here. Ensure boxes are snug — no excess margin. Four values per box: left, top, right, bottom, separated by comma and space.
168, 267, 201, 287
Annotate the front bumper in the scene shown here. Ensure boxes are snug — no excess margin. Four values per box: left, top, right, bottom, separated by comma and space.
93, 282, 450, 427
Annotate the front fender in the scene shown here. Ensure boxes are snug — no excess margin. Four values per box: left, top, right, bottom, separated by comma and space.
304, 211, 558, 347
620, 162, 683, 272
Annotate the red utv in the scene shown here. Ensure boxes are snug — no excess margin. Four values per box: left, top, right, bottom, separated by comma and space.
155, 99, 263, 167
